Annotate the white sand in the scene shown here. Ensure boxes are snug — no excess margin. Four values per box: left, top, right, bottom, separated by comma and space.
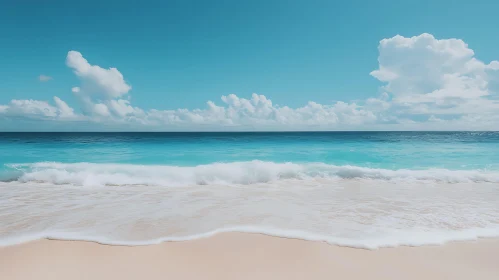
1, 233, 498, 280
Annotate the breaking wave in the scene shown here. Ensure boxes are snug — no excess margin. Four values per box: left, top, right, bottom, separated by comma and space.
3, 161, 499, 187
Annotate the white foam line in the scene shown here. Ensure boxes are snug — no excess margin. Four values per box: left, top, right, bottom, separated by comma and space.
2, 226, 499, 250
4, 161, 499, 186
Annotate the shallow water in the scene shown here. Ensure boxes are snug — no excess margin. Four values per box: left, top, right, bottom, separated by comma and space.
1, 132, 498, 248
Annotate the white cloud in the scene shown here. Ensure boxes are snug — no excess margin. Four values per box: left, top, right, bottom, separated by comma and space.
0, 97, 76, 119
6, 99, 58, 117
0, 105, 8, 114
107, 99, 145, 118
370, 33, 499, 117
66, 51, 131, 99
142, 94, 375, 128
61, 52, 378, 128
92, 103, 111, 117
2, 35, 499, 131
53, 97, 75, 118
38, 75, 53, 82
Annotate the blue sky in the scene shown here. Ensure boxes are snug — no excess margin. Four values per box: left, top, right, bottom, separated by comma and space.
1, 0, 499, 131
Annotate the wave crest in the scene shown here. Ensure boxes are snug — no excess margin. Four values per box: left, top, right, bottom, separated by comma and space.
3, 161, 499, 187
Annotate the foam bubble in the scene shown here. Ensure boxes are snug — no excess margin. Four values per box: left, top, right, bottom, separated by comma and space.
2, 162, 498, 249
5, 161, 499, 187
2, 226, 499, 249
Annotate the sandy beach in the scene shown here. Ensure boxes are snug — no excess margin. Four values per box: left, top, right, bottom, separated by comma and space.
1, 233, 498, 280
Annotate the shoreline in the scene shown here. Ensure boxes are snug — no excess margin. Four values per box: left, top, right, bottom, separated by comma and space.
2, 226, 498, 249
1, 233, 498, 280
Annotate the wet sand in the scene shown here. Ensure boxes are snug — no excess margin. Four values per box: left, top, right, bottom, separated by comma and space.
1, 233, 498, 280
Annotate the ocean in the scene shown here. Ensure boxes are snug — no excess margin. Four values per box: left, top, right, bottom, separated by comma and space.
1, 132, 498, 249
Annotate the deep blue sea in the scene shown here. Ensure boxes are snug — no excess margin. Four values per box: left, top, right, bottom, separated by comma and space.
1, 132, 498, 248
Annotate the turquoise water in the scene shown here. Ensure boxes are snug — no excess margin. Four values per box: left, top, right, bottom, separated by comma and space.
1, 132, 499, 248
1, 131, 499, 170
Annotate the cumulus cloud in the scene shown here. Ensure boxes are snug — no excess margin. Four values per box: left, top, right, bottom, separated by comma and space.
107, 99, 145, 118
53, 97, 75, 118
62, 52, 376, 128
0, 97, 76, 120
142, 94, 376, 128
370, 33, 499, 117
38, 75, 53, 82
66, 51, 131, 99
2, 34, 499, 131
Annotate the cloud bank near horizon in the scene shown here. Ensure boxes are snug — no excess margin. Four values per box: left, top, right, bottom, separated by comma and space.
1, 33, 499, 131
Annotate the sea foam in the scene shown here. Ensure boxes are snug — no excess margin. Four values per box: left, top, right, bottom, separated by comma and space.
5, 161, 499, 187
1, 165, 498, 248
2, 226, 499, 249
2, 133, 499, 248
